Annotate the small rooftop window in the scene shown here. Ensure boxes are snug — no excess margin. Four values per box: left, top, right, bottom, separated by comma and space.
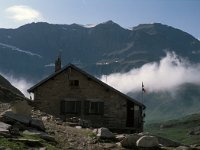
69, 80, 79, 87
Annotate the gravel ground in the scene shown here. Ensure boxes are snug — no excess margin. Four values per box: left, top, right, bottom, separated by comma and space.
31, 109, 125, 150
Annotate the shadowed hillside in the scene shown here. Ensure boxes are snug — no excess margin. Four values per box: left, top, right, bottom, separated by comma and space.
0, 74, 24, 102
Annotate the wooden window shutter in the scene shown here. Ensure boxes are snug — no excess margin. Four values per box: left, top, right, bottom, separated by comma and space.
76, 101, 81, 114
60, 101, 65, 114
99, 102, 104, 115
84, 101, 89, 115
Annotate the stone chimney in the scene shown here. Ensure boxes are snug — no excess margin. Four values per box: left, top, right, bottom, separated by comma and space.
55, 55, 61, 72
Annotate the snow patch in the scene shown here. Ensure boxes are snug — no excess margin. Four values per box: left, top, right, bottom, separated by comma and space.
44, 63, 55, 67
83, 24, 97, 28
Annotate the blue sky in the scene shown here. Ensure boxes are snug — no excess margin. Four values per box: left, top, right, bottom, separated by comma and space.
0, 0, 199, 39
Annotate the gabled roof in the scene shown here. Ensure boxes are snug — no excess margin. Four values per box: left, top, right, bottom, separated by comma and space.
28, 64, 145, 108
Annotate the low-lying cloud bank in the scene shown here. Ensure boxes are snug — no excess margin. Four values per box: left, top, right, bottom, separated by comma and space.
101, 52, 200, 94
1, 52, 200, 97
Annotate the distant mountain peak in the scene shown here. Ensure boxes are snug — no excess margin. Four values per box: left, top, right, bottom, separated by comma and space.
102, 20, 116, 24
94, 20, 124, 30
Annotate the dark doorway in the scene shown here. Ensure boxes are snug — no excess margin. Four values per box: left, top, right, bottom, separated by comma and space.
126, 100, 134, 127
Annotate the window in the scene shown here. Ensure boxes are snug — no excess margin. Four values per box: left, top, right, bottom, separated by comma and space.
84, 101, 104, 115
69, 80, 79, 87
60, 101, 81, 114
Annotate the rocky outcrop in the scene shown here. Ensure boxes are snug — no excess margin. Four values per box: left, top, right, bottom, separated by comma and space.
0, 105, 57, 149
0, 74, 25, 104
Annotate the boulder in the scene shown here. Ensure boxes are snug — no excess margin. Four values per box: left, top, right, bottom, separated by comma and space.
96, 127, 114, 139
136, 135, 159, 148
0, 110, 31, 125
0, 121, 11, 132
0, 121, 11, 137
120, 134, 142, 148
11, 100, 32, 117
30, 118, 45, 131
115, 134, 126, 142
1, 111, 45, 131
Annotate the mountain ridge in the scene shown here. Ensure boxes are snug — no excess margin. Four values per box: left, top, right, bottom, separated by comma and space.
1, 21, 200, 80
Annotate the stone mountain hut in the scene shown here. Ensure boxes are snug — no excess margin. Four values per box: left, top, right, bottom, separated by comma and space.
28, 57, 145, 132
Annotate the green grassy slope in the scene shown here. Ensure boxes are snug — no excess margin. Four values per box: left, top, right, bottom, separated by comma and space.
145, 113, 200, 145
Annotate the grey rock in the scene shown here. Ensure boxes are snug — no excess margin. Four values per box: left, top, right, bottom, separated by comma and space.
1, 111, 31, 125
176, 146, 191, 150
115, 134, 126, 142
23, 130, 42, 136
30, 118, 45, 131
0, 121, 11, 133
96, 127, 114, 139
120, 134, 142, 147
0, 121, 12, 137
136, 135, 159, 148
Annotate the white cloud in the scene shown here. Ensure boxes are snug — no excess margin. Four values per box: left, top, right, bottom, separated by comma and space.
101, 52, 200, 93
5, 5, 43, 22
44, 63, 55, 67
